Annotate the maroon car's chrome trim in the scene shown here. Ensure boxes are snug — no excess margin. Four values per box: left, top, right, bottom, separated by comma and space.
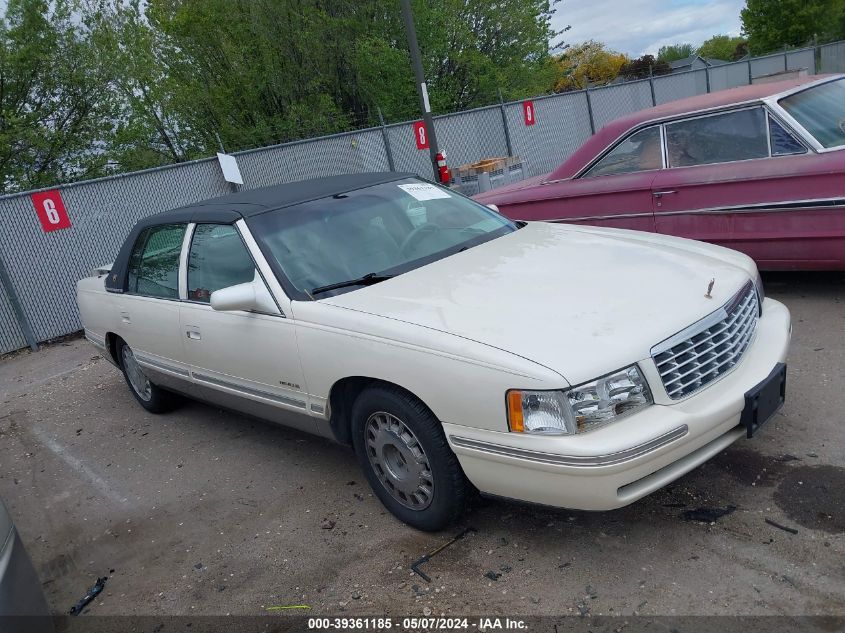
539, 196, 845, 224
546, 212, 654, 223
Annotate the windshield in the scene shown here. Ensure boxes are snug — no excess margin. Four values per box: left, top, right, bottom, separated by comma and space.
247, 178, 517, 298
778, 78, 845, 149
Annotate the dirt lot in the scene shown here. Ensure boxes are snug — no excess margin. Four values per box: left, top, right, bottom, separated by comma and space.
1, 272, 843, 619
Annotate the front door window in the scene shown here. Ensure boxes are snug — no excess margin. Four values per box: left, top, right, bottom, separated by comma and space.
187, 224, 256, 302
583, 126, 663, 178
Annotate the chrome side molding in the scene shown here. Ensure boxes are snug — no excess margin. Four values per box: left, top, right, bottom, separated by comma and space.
192, 372, 307, 409
450, 425, 689, 468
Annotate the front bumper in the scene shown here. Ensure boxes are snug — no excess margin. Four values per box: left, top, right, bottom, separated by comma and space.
445, 297, 792, 511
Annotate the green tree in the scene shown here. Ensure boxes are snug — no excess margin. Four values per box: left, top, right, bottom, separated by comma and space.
697, 34, 747, 61
347, 0, 562, 120
619, 55, 671, 80
1, 0, 566, 190
657, 43, 695, 63
0, 0, 115, 193
135, 0, 561, 149
741, 0, 845, 54
86, 0, 200, 172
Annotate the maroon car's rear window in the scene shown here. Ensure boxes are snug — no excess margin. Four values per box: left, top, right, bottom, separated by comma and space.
779, 79, 845, 149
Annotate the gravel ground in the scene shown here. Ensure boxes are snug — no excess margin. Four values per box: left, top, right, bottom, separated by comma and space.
0, 272, 843, 618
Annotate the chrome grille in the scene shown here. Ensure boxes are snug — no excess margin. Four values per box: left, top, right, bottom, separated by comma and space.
652, 282, 759, 400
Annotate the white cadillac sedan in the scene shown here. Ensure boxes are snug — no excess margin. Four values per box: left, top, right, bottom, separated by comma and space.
77, 172, 791, 531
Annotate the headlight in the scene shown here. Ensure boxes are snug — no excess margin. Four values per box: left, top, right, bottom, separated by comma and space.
755, 271, 765, 314
507, 365, 653, 435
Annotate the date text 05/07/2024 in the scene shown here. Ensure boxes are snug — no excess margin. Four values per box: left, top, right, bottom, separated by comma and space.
307, 617, 528, 630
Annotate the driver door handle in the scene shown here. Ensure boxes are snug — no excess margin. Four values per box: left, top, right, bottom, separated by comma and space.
653, 190, 677, 197
186, 329, 201, 340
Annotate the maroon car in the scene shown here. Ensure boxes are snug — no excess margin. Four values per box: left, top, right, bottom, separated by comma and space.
477, 75, 845, 270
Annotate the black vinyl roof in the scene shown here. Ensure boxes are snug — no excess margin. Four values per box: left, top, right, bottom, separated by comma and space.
148, 171, 416, 226
106, 171, 416, 293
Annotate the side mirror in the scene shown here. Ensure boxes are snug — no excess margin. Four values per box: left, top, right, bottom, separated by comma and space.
210, 272, 280, 315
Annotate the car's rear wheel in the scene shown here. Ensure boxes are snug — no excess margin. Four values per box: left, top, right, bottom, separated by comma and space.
118, 340, 179, 414
351, 385, 468, 531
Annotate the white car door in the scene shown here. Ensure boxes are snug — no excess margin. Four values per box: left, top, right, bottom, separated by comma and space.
177, 222, 317, 435
117, 222, 191, 384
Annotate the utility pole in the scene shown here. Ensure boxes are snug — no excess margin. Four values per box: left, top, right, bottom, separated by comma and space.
400, 0, 440, 179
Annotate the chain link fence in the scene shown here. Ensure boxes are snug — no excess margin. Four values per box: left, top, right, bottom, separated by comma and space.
0, 43, 840, 354
821, 41, 845, 72
590, 80, 655, 130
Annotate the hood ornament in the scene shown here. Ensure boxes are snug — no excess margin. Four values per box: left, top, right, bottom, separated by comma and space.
705, 278, 715, 299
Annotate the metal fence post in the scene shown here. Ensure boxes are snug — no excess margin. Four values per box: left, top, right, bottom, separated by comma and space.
0, 253, 38, 351
783, 49, 789, 72
747, 59, 753, 85
585, 88, 596, 134
497, 89, 514, 158
705, 65, 711, 93
648, 66, 657, 107
377, 108, 396, 171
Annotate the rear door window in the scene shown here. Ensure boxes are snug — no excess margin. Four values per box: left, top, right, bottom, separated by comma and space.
187, 224, 256, 302
127, 223, 186, 299
665, 107, 769, 167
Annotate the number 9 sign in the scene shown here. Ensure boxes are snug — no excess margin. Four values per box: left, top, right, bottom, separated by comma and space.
31, 190, 71, 232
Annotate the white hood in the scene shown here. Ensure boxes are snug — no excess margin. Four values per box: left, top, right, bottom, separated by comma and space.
323, 222, 754, 385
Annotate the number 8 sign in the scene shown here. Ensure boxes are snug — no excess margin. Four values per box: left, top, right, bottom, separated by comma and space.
413, 121, 430, 150
31, 190, 71, 232
523, 100, 536, 126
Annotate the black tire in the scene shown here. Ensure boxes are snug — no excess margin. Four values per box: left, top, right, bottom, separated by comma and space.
117, 339, 179, 414
351, 384, 468, 531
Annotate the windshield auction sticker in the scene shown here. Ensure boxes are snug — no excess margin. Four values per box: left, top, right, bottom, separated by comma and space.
398, 183, 452, 201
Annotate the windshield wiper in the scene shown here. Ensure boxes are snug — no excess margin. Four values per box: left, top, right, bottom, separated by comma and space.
311, 272, 394, 296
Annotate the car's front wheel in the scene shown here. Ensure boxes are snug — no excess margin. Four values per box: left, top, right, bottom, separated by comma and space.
117, 339, 179, 414
351, 385, 468, 531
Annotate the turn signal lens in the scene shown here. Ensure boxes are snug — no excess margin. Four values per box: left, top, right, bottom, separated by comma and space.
507, 390, 524, 432
506, 389, 572, 434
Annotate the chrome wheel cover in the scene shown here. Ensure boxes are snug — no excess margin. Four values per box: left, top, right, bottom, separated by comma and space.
365, 411, 434, 510
121, 345, 152, 402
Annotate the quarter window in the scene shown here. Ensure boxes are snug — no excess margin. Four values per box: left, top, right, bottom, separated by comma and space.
187, 224, 256, 302
665, 108, 769, 167
127, 223, 186, 299
769, 116, 806, 156
583, 126, 663, 178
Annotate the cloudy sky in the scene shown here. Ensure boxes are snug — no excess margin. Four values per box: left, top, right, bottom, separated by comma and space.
551, 0, 746, 56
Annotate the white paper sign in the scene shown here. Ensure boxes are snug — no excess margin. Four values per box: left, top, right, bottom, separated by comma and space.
398, 183, 451, 201
421, 82, 431, 113
216, 152, 244, 185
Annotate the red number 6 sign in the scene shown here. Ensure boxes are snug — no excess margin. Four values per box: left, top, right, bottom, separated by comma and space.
31, 190, 71, 233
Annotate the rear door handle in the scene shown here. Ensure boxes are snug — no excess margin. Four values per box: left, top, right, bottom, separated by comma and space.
120, 311, 131, 324
186, 329, 201, 340
653, 190, 677, 197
